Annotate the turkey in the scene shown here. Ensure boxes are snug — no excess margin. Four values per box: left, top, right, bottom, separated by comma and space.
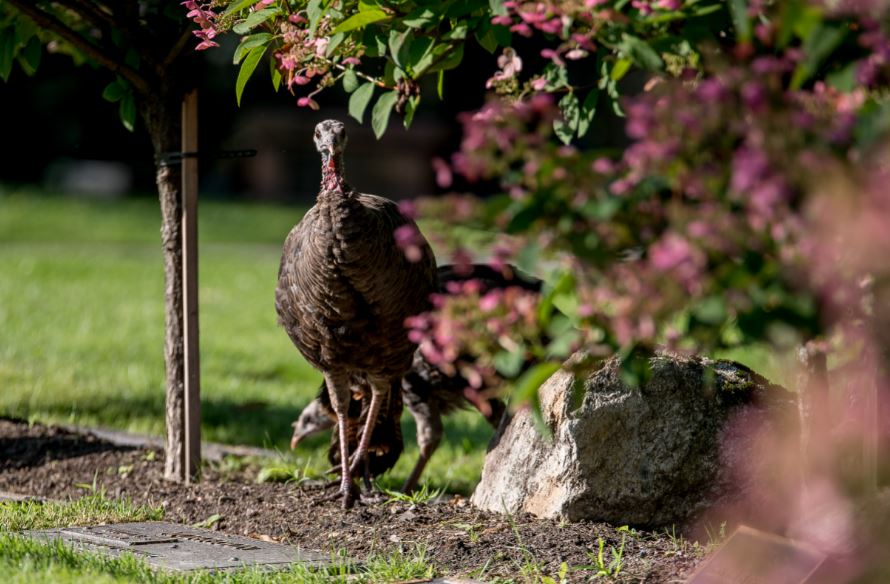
276, 119, 437, 508
291, 263, 543, 492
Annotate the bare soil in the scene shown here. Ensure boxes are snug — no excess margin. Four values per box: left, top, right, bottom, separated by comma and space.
0, 417, 704, 581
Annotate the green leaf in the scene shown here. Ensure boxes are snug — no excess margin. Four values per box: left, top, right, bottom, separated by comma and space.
371, 90, 398, 139
102, 79, 127, 102
790, 24, 846, 90
362, 28, 387, 57
427, 43, 464, 73
13, 18, 37, 48
16, 37, 41, 76
407, 37, 435, 74
402, 7, 437, 28
489, 0, 508, 17
232, 8, 279, 35
119, 93, 136, 132
233, 33, 272, 65
514, 362, 561, 405
826, 61, 858, 92
342, 68, 360, 93
693, 296, 727, 325
348, 81, 376, 123
332, 9, 390, 34
236, 45, 267, 106
269, 55, 282, 92
494, 349, 525, 378
443, 24, 468, 41
0, 28, 16, 82
542, 63, 569, 91
492, 24, 512, 47
326, 32, 346, 57
124, 48, 140, 69
223, 0, 264, 17
610, 58, 632, 81
578, 88, 599, 138
476, 25, 499, 53
388, 29, 412, 69
728, 0, 751, 42
307, 0, 323, 35
403, 95, 420, 128
553, 92, 579, 145
437, 69, 445, 99
611, 96, 625, 117
620, 34, 664, 72
546, 328, 580, 360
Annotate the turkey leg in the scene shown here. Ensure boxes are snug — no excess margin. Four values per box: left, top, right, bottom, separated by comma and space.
348, 376, 387, 475
401, 404, 443, 493
326, 372, 357, 509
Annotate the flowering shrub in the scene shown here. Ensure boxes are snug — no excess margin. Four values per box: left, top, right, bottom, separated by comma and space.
404, 0, 890, 395
195, 0, 890, 396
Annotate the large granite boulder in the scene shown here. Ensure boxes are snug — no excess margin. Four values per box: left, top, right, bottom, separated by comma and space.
471, 353, 796, 527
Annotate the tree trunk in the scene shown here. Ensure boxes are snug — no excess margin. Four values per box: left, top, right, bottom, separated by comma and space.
141, 90, 188, 482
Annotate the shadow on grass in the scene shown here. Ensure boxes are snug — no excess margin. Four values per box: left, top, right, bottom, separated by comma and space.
6, 393, 312, 453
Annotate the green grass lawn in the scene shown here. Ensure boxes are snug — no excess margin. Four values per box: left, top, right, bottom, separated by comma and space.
0, 187, 495, 493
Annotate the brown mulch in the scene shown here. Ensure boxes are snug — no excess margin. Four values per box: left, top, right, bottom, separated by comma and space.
0, 417, 704, 582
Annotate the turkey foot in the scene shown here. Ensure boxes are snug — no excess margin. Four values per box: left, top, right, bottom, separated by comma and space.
358, 490, 388, 505
314, 480, 359, 507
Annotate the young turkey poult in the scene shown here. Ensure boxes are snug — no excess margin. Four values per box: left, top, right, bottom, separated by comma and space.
275, 120, 437, 508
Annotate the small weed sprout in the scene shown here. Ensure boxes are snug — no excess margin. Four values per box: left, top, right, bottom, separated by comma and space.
256, 456, 325, 485
704, 521, 728, 550
453, 522, 482, 544
540, 561, 570, 584
579, 533, 626, 579
382, 483, 443, 505
74, 471, 101, 495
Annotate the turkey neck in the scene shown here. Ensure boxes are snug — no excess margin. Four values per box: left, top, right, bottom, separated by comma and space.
320, 151, 351, 195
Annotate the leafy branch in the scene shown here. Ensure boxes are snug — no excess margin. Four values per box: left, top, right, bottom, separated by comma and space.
4, 0, 150, 95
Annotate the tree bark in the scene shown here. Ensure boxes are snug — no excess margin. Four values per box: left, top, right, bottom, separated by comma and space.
141, 89, 188, 482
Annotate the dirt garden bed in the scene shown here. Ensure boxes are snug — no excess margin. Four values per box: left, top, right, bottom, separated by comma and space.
0, 417, 705, 581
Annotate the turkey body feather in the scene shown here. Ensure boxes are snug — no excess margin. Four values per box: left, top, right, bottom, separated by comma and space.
276, 191, 436, 377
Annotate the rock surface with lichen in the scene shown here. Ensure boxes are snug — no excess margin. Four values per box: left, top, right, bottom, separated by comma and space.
471, 352, 796, 527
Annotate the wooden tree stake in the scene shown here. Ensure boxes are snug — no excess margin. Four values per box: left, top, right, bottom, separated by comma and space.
181, 89, 201, 481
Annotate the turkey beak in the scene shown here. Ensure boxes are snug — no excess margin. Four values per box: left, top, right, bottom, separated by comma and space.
290, 422, 302, 450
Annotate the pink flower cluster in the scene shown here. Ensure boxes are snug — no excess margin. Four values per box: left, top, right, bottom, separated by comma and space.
493, 1, 598, 70
405, 279, 544, 389
270, 14, 363, 107
182, 0, 219, 50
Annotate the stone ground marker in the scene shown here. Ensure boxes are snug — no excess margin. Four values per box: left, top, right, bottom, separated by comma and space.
22, 521, 330, 572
